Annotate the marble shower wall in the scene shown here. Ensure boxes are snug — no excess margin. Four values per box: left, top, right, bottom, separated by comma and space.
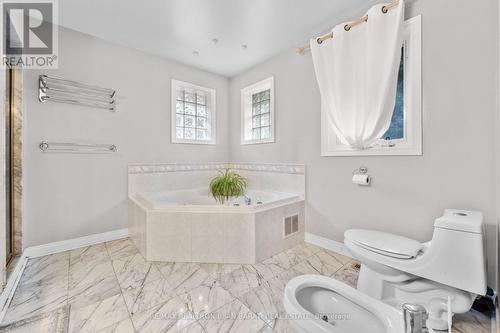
12, 67, 23, 255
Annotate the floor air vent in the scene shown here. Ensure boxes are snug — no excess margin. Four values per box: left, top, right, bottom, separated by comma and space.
284, 214, 299, 237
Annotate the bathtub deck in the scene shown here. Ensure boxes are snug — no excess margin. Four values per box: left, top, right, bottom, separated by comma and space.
0, 238, 493, 333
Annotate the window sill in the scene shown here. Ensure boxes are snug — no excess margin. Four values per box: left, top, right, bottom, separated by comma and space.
172, 139, 216, 145
241, 138, 275, 145
321, 145, 422, 156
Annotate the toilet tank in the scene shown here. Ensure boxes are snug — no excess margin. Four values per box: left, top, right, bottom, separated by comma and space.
429, 209, 486, 295
434, 209, 483, 233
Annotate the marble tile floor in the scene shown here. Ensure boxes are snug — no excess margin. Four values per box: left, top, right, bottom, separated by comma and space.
0, 238, 493, 333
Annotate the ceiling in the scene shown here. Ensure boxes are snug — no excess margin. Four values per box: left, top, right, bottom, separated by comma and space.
58, 0, 373, 77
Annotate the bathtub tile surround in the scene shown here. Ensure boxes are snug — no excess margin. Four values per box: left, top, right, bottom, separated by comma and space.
0, 238, 488, 333
128, 162, 306, 264
229, 163, 305, 174
128, 162, 305, 175
129, 198, 304, 264
128, 162, 305, 196
128, 163, 227, 174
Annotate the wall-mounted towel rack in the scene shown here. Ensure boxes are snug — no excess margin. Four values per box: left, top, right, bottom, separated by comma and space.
38, 75, 116, 111
39, 141, 118, 153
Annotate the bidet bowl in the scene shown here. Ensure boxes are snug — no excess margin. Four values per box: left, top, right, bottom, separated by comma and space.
283, 275, 404, 333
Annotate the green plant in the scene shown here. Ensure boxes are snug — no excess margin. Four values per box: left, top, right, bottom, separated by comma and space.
209, 169, 247, 204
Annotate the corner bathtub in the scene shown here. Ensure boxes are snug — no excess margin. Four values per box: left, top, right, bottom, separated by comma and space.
128, 188, 305, 264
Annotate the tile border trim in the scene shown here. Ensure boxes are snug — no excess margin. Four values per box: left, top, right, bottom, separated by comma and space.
128, 163, 228, 174
128, 162, 305, 175
229, 163, 305, 174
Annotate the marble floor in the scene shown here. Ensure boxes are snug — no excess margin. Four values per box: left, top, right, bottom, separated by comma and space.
0, 238, 494, 333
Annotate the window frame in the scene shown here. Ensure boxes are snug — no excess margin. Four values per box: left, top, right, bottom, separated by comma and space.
241, 76, 275, 145
321, 15, 422, 156
171, 79, 216, 145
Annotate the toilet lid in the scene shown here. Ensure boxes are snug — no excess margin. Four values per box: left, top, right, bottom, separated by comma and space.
345, 229, 423, 259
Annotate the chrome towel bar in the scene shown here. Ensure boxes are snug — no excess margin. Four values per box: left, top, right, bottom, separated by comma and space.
39, 141, 118, 153
38, 75, 116, 111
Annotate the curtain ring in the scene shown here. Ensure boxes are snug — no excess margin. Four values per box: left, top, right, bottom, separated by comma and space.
382, 5, 388, 13
344, 24, 351, 31
316, 37, 323, 44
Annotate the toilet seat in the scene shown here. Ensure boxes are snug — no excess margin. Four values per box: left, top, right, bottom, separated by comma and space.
345, 229, 423, 259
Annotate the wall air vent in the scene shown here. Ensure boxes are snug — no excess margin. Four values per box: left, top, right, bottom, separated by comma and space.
284, 214, 299, 237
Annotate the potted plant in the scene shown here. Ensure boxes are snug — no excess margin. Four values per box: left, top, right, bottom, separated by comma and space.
209, 169, 247, 204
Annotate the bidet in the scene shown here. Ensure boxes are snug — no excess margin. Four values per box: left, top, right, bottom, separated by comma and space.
283, 275, 404, 333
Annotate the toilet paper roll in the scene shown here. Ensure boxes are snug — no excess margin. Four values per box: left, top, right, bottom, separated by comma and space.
352, 174, 371, 186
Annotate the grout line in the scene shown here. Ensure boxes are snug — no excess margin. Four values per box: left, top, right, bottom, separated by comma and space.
110, 258, 175, 329
105, 239, 139, 333
176, 263, 242, 331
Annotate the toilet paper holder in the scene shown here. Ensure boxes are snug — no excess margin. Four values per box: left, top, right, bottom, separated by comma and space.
352, 166, 368, 175
352, 166, 371, 186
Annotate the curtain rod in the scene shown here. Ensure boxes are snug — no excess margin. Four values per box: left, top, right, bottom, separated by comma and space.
296, 0, 400, 54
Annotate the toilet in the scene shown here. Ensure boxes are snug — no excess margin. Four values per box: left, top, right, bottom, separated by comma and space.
344, 209, 487, 330
283, 274, 404, 333
283, 209, 487, 332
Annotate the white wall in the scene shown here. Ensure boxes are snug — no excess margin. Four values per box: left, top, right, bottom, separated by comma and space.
229, 0, 499, 286
23, 27, 230, 248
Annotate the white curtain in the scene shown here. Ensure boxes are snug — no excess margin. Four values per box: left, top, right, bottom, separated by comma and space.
311, 1, 404, 149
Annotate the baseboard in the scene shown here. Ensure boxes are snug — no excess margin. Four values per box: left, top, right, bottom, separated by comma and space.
305, 232, 353, 258
23, 228, 128, 259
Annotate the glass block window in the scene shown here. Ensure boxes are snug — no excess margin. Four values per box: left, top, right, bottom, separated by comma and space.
171, 80, 216, 144
241, 77, 274, 144
251, 89, 271, 140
